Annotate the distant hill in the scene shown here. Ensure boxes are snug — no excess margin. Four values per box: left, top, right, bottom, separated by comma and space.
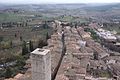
83, 3, 120, 12
0, 3, 120, 11
0, 4, 86, 11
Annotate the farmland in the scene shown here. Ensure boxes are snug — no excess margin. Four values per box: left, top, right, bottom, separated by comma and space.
0, 10, 54, 78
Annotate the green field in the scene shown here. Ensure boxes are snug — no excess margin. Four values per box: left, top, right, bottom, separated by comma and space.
0, 13, 26, 22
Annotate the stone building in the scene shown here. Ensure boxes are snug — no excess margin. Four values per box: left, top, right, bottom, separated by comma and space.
31, 48, 51, 80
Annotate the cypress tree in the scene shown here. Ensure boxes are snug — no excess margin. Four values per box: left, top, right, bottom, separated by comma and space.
29, 40, 34, 52
22, 41, 28, 55
46, 32, 50, 40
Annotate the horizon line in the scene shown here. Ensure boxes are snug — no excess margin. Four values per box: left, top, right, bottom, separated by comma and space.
0, 2, 120, 5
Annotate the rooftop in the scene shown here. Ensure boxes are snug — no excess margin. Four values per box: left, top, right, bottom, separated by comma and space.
31, 48, 50, 55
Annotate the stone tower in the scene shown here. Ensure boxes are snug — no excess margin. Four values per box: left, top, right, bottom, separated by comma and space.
31, 48, 51, 80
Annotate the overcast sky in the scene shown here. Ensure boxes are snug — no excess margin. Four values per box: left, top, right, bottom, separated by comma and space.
1, 0, 120, 4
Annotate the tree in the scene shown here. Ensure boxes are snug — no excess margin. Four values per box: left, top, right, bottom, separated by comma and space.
22, 41, 28, 55
5, 67, 12, 78
9, 40, 13, 48
43, 21, 49, 29
70, 22, 73, 28
20, 36, 23, 41
29, 40, 34, 52
38, 39, 48, 48
46, 32, 50, 40
16, 56, 26, 68
14, 33, 17, 38
25, 22, 27, 26
75, 23, 77, 28
0, 37, 3, 42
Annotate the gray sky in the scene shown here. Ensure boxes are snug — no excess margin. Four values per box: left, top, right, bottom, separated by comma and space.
1, 0, 120, 4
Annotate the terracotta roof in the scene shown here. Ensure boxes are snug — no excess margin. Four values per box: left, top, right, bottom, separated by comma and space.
55, 74, 69, 80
